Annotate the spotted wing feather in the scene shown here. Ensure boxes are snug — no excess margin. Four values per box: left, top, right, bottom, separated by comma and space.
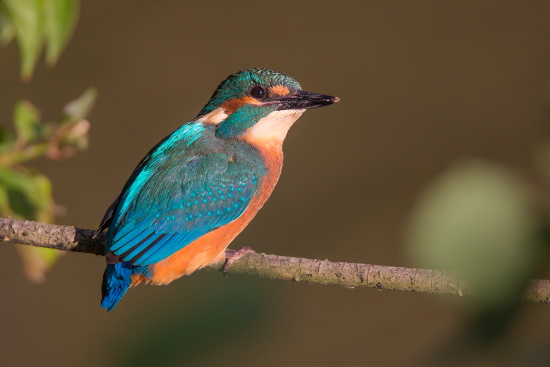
104, 123, 263, 266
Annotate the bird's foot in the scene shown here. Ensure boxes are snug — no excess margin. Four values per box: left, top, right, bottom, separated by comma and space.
223, 246, 255, 275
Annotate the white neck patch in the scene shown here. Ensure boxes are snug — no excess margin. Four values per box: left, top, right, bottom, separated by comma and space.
195, 107, 228, 124
246, 109, 306, 146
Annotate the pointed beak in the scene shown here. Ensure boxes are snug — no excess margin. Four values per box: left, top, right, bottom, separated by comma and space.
275, 90, 340, 111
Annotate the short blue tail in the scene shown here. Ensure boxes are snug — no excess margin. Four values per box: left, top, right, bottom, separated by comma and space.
101, 262, 133, 311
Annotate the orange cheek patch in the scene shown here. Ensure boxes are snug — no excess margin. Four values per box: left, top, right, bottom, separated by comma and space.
222, 96, 260, 113
270, 85, 290, 96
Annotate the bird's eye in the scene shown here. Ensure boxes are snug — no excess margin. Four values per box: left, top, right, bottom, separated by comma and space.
250, 86, 266, 99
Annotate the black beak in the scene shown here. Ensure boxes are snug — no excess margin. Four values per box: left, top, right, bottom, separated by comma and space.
275, 90, 339, 111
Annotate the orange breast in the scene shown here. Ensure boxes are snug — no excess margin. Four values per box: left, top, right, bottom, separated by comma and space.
132, 144, 284, 286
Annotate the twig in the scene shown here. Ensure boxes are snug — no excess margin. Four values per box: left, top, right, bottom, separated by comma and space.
1, 217, 549, 303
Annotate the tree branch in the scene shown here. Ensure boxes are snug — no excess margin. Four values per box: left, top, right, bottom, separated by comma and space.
1, 217, 549, 303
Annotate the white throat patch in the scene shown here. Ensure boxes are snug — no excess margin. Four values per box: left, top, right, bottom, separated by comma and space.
246, 109, 306, 145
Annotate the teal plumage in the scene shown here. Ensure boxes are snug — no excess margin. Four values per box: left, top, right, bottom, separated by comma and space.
107, 123, 266, 266
96, 68, 338, 310
100, 124, 266, 310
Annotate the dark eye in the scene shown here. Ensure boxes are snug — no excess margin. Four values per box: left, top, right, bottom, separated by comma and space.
250, 86, 266, 99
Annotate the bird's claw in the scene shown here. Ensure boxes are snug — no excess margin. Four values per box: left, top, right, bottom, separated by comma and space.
223, 246, 255, 275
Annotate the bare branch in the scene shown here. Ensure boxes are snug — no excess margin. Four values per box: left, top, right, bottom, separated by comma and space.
1, 217, 549, 303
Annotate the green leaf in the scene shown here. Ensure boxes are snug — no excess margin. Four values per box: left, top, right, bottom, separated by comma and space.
406, 160, 540, 309
0, 167, 53, 219
0, 167, 57, 283
0, 167, 37, 218
5, 184, 35, 219
0, 6, 15, 46
0, 184, 12, 215
62, 87, 97, 123
28, 172, 53, 219
2, 0, 44, 80
14, 100, 40, 144
43, 0, 78, 66
0, 126, 14, 153
0, 166, 34, 195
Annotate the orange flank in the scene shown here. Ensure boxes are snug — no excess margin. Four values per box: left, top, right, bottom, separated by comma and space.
269, 85, 290, 96
131, 143, 284, 286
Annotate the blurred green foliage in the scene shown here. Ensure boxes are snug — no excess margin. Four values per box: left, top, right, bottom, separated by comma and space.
1, 90, 96, 281
0, 0, 95, 282
407, 161, 541, 310
406, 159, 549, 355
0, 0, 79, 79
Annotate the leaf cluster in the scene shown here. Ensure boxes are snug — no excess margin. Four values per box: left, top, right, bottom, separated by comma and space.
0, 0, 78, 80
0, 0, 94, 282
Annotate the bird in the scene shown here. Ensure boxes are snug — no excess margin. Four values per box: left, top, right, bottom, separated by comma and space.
94, 68, 339, 310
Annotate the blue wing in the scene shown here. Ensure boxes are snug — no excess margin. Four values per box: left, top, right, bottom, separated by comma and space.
105, 122, 263, 266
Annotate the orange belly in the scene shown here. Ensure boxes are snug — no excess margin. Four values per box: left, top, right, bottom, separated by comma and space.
149, 204, 262, 285
131, 143, 283, 286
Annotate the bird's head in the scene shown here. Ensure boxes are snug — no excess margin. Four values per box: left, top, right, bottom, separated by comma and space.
195, 68, 339, 144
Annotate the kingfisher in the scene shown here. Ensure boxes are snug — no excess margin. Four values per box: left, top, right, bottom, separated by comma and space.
94, 68, 339, 310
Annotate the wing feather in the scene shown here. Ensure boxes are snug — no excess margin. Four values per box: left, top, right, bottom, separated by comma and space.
104, 122, 264, 267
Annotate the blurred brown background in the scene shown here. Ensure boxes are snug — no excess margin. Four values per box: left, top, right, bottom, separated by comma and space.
2, 1, 550, 366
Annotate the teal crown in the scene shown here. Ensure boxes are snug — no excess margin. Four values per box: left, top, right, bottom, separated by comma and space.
196, 68, 302, 118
